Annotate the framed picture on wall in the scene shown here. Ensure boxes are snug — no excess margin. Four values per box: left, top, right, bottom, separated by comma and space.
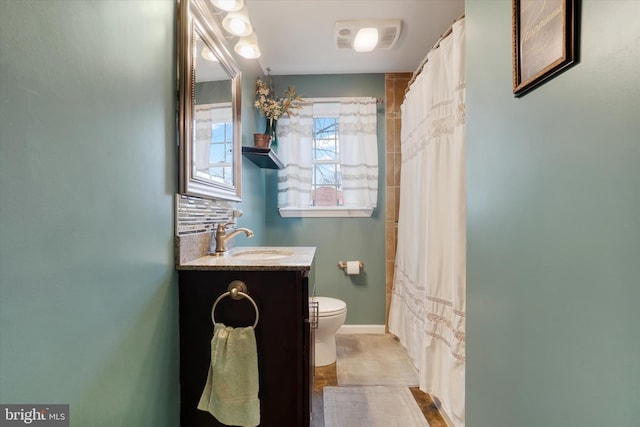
512, 0, 577, 97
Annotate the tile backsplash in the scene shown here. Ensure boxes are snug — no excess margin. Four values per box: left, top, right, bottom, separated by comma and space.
175, 194, 236, 265
175, 194, 235, 236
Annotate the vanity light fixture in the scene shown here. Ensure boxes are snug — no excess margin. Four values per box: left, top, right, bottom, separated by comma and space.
353, 28, 379, 52
235, 33, 261, 59
211, 0, 261, 60
210, 0, 244, 12
222, 7, 253, 37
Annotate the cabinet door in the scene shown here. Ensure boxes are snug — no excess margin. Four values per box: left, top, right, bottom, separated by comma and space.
179, 270, 310, 427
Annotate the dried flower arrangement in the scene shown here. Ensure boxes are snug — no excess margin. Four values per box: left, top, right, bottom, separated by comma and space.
254, 69, 303, 120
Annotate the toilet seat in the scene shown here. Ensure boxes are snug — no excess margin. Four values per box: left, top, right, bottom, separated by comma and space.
313, 296, 346, 317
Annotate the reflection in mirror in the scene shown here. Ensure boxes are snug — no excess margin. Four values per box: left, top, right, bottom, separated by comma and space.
179, 0, 242, 201
194, 31, 233, 186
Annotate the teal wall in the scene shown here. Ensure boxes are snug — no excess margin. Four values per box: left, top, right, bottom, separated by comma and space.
0, 1, 179, 425
262, 74, 387, 325
466, 1, 640, 425
236, 58, 268, 245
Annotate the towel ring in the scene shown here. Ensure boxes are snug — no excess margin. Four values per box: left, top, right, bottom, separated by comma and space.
211, 280, 259, 329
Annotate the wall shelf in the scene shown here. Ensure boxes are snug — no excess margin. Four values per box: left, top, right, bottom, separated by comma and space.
242, 146, 284, 169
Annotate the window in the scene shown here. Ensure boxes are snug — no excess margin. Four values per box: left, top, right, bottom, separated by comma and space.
277, 97, 378, 218
194, 103, 233, 185
312, 116, 343, 206
208, 120, 233, 183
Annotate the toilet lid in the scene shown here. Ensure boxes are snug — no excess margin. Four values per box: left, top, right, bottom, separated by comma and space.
312, 297, 346, 317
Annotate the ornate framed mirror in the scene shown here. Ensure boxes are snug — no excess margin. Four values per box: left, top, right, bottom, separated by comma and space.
178, 0, 242, 201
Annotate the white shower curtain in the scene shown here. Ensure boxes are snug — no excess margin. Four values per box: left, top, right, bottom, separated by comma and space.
388, 18, 466, 427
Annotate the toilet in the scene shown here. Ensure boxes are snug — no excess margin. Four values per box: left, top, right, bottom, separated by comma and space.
310, 296, 347, 366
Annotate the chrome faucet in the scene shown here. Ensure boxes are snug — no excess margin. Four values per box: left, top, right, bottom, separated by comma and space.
213, 222, 254, 254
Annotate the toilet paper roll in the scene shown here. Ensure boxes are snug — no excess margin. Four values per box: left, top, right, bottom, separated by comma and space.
346, 261, 360, 275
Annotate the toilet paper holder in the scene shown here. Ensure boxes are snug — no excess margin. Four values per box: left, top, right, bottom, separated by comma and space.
337, 260, 364, 273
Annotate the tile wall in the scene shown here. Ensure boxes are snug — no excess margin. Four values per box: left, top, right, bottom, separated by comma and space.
384, 73, 411, 329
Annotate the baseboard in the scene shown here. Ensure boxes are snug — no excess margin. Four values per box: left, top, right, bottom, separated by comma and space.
337, 324, 386, 335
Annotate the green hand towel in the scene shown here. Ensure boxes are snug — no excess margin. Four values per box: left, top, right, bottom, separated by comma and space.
198, 323, 260, 427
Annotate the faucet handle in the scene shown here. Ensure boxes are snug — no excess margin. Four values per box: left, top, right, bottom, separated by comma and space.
215, 222, 236, 234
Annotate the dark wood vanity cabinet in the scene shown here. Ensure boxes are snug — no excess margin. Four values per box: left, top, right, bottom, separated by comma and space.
178, 269, 313, 427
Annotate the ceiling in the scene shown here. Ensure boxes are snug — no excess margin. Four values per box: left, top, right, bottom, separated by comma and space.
245, 0, 465, 75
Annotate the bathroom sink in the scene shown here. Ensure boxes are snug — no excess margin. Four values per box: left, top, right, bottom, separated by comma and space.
180, 246, 315, 270
231, 248, 294, 260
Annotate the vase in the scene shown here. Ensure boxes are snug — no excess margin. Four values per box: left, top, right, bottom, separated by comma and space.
253, 133, 271, 148
265, 118, 278, 149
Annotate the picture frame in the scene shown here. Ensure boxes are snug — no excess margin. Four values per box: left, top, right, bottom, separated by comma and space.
512, 0, 577, 97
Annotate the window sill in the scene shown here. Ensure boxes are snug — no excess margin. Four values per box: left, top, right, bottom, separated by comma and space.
278, 207, 374, 218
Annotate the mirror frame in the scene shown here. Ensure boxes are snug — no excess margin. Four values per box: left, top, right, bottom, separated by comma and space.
178, 0, 242, 201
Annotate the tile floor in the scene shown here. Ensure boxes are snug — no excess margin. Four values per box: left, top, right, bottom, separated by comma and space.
311, 362, 448, 427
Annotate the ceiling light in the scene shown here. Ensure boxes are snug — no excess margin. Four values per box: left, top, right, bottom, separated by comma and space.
222, 8, 253, 37
353, 28, 379, 52
334, 19, 402, 51
210, 0, 244, 12
235, 34, 261, 59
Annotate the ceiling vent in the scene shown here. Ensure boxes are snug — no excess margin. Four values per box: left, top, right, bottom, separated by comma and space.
334, 19, 402, 50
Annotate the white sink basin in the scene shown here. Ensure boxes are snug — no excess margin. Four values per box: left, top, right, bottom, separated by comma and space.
231, 249, 294, 260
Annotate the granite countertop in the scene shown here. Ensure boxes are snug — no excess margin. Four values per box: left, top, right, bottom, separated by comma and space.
177, 246, 316, 271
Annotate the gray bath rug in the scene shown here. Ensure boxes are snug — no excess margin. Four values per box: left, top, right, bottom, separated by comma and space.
336, 334, 418, 386
323, 386, 429, 427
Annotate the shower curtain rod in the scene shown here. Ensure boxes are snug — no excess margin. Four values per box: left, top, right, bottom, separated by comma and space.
406, 12, 465, 92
